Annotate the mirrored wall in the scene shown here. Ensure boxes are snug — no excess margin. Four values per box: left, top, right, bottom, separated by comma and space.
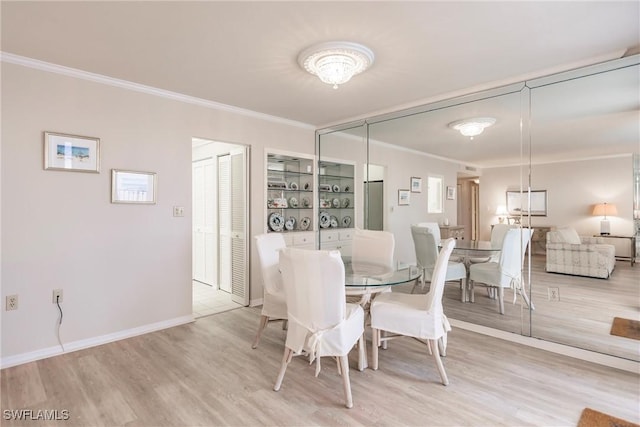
317, 54, 639, 361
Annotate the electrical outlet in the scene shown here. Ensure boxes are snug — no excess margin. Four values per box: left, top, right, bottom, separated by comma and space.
52, 289, 63, 304
173, 206, 185, 217
548, 287, 560, 302
6, 295, 18, 311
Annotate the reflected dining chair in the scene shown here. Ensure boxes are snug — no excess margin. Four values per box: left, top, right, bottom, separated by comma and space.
274, 247, 365, 408
468, 228, 534, 314
252, 233, 287, 349
469, 223, 516, 265
410, 225, 466, 300
370, 238, 456, 385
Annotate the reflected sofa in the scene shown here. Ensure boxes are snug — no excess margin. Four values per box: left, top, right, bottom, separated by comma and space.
545, 228, 615, 279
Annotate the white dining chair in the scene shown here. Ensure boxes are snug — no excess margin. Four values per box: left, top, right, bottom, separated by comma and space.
410, 225, 466, 300
415, 222, 461, 262
468, 228, 534, 314
351, 228, 395, 270
370, 238, 456, 385
252, 233, 287, 349
274, 247, 365, 408
469, 223, 516, 265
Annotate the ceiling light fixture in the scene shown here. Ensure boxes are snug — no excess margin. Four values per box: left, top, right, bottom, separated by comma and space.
448, 117, 496, 140
298, 41, 374, 89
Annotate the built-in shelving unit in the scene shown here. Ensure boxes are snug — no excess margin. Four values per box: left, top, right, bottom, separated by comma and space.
317, 159, 355, 255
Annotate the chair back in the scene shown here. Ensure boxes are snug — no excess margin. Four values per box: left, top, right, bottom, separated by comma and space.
254, 233, 286, 295
415, 222, 441, 242
499, 228, 534, 279
352, 229, 395, 269
425, 238, 456, 311
279, 247, 346, 332
411, 225, 439, 270
491, 224, 516, 248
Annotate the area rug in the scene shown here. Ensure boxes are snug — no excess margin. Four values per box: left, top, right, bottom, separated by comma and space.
577, 408, 639, 427
610, 317, 640, 340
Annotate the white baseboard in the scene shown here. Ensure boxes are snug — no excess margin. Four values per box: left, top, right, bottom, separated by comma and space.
1, 315, 194, 369
250, 297, 263, 308
450, 319, 639, 374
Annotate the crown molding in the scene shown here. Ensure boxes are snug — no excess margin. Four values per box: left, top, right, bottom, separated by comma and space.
0, 52, 314, 131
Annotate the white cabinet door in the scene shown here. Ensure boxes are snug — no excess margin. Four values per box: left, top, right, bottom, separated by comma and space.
192, 158, 215, 285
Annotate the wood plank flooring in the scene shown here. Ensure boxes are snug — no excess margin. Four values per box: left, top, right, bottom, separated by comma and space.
438, 255, 640, 361
2, 306, 638, 426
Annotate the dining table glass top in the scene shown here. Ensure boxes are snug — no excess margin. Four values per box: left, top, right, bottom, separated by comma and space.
342, 258, 421, 288
451, 240, 500, 252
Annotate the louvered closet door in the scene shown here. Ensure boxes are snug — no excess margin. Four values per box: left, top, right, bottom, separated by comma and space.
217, 148, 249, 305
230, 148, 248, 305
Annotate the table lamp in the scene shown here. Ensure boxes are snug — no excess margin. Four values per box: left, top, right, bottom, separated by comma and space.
592, 202, 617, 235
495, 205, 509, 224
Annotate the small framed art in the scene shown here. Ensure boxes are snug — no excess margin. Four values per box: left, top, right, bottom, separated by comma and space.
411, 177, 422, 193
44, 131, 100, 173
398, 189, 410, 206
446, 186, 456, 200
111, 169, 157, 204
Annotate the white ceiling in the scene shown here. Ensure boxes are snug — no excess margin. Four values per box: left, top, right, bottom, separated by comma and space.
2, 1, 639, 166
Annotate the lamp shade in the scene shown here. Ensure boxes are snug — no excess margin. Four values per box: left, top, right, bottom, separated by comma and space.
495, 205, 509, 216
592, 203, 618, 217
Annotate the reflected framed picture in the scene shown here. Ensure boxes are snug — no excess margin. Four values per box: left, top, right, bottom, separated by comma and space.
398, 189, 410, 206
506, 189, 547, 216
446, 186, 456, 200
111, 169, 157, 204
410, 177, 422, 193
44, 131, 100, 173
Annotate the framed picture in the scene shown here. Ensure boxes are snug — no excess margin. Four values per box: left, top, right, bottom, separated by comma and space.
111, 169, 157, 204
446, 186, 456, 200
506, 189, 547, 216
410, 177, 422, 193
44, 131, 100, 173
398, 189, 410, 206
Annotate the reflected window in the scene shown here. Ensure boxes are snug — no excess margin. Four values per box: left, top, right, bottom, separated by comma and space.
427, 175, 443, 213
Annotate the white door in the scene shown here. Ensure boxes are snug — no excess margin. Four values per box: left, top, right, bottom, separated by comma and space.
192, 158, 216, 285
218, 147, 249, 305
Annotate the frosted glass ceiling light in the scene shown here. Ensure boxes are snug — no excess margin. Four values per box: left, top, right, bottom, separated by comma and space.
449, 117, 496, 140
298, 41, 374, 89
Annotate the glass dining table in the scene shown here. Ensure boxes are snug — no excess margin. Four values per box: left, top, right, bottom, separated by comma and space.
342, 258, 422, 370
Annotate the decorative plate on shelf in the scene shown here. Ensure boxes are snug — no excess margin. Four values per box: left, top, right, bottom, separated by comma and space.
285, 217, 296, 231
342, 198, 350, 208
289, 182, 298, 190
319, 211, 331, 228
332, 198, 340, 208
303, 182, 311, 191
268, 213, 285, 232
267, 181, 287, 189
330, 215, 339, 228
342, 216, 352, 228
343, 185, 351, 192
299, 217, 311, 231
289, 197, 299, 208
267, 198, 288, 208
332, 184, 341, 193
302, 197, 310, 208
319, 184, 332, 192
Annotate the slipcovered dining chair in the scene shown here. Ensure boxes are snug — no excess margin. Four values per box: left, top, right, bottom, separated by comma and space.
370, 238, 456, 386
351, 228, 395, 270
469, 223, 516, 264
252, 233, 287, 349
410, 225, 466, 300
274, 247, 365, 408
415, 222, 461, 262
469, 228, 534, 314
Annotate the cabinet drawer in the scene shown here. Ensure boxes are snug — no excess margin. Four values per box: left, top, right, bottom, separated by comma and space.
292, 232, 314, 246
339, 229, 354, 241
281, 233, 295, 246
320, 230, 339, 243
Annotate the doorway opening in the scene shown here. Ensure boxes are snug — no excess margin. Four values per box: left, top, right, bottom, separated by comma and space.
192, 138, 249, 318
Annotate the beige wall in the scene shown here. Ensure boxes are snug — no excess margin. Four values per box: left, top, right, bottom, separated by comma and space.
479, 156, 635, 240
1, 62, 314, 365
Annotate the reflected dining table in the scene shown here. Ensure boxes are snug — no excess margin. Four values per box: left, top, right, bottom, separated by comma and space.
448, 240, 501, 302
342, 258, 422, 370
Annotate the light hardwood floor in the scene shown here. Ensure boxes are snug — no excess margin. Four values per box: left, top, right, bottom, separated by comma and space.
438, 254, 640, 361
1, 306, 638, 426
